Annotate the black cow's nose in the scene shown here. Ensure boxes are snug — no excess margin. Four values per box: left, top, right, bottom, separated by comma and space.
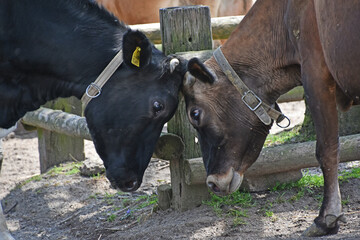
105, 166, 141, 192
122, 180, 139, 192
109, 179, 140, 192
207, 181, 221, 193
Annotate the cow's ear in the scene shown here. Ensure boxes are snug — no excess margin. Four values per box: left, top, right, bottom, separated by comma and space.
123, 30, 152, 69
187, 58, 215, 84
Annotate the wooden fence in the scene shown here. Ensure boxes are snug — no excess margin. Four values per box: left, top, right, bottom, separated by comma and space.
130, 15, 245, 44
13, 6, 360, 212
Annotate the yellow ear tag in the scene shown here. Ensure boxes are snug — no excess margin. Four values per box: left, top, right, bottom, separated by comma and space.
131, 46, 141, 67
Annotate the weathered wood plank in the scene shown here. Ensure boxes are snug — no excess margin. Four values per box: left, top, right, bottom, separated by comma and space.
211, 16, 244, 40
22, 107, 91, 140
160, 6, 213, 56
130, 16, 244, 44
277, 86, 304, 103
161, 6, 213, 159
130, 22, 161, 44
183, 158, 206, 186
160, 6, 213, 211
37, 97, 84, 173
157, 184, 172, 210
153, 133, 184, 160
184, 134, 360, 186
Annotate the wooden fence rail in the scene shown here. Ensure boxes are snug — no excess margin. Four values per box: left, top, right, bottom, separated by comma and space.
130, 15, 244, 44
183, 134, 360, 190
22, 108, 91, 140
154, 133, 360, 210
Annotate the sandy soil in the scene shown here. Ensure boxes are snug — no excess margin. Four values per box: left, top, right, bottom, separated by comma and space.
1, 101, 360, 240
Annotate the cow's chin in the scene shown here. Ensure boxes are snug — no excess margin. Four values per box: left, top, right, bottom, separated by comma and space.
206, 167, 244, 196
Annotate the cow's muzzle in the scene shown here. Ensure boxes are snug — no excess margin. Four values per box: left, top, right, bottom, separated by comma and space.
206, 167, 243, 196
109, 178, 140, 192
106, 168, 141, 192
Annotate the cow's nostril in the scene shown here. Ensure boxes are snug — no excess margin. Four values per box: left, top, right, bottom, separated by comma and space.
207, 181, 220, 193
124, 180, 138, 191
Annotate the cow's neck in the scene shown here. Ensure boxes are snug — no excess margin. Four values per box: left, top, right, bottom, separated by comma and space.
219, 0, 301, 105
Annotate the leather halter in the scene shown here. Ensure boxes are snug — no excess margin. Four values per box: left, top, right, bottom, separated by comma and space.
213, 47, 289, 127
81, 50, 123, 108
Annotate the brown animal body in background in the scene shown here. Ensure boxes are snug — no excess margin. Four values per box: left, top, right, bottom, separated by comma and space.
95, 0, 254, 24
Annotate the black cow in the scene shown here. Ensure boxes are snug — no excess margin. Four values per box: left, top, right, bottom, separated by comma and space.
0, 0, 186, 192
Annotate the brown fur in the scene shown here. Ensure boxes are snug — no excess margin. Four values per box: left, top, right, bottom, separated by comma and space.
95, 0, 255, 24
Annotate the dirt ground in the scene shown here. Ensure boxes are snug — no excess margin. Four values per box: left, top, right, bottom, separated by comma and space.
1, 101, 360, 240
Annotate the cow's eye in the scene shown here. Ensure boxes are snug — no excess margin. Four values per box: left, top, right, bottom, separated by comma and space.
153, 101, 164, 114
190, 108, 201, 124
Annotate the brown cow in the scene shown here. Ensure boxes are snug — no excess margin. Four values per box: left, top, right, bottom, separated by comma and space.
183, 0, 359, 237
95, 0, 254, 24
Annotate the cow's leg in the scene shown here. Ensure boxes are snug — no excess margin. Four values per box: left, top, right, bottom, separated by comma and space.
296, 2, 346, 236
300, 71, 345, 236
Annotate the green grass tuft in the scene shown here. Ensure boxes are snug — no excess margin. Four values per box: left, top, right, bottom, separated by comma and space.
271, 171, 324, 192
107, 214, 116, 222
203, 191, 255, 225
264, 125, 316, 147
339, 167, 360, 182
204, 191, 255, 213
136, 194, 158, 209
46, 162, 83, 176
16, 175, 43, 188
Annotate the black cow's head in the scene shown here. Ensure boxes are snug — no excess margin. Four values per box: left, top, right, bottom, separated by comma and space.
182, 58, 271, 196
0, 1, 186, 193
85, 30, 186, 192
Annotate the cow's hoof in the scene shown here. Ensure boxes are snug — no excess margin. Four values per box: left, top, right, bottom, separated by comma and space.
302, 214, 346, 237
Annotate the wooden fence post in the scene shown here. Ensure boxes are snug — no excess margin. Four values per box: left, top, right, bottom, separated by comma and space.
154, 132, 210, 211
37, 97, 84, 173
160, 5, 212, 159
159, 6, 213, 211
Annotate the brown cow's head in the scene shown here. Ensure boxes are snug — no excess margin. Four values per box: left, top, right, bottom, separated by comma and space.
183, 58, 271, 196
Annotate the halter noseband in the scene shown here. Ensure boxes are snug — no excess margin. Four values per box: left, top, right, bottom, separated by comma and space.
81, 50, 123, 108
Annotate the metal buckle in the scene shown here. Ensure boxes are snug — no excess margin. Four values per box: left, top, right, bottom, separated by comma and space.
276, 115, 291, 128
85, 83, 101, 98
242, 90, 262, 111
